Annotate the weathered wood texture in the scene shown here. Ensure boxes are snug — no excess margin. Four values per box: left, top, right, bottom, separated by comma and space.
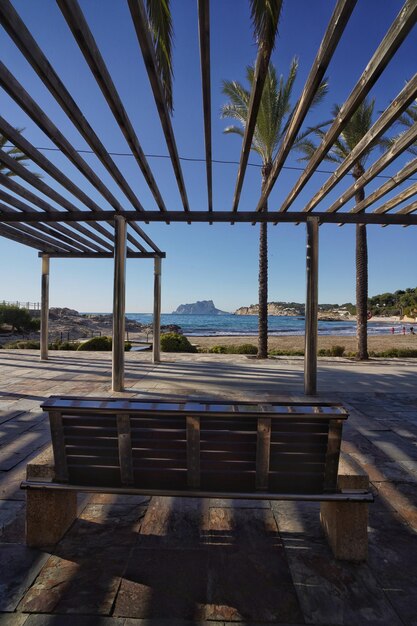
127, 0, 190, 213
198, 0, 212, 213
278, 0, 417, 213
258, 0, 356, 213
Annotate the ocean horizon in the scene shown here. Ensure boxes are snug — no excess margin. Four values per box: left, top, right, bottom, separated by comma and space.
108, 313, 400, 338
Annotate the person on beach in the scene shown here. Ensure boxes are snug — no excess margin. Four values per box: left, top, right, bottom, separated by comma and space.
391, 327, 395, 334
402, 326, 406, 335
410, 326, 415, 335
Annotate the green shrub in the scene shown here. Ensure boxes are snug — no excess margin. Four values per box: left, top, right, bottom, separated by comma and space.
318, 345, 345, 357
77, 336, 112, 351
269, 349, 304, 356
209, 345, 228, 354
374, 348, 417, 358
160, 332, 196, 353
58, 341, 79, 351
4, 339, 40, 349
0, 305, 39, 333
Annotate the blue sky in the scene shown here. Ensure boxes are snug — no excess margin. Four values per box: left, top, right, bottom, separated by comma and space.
1, 0, 417, 313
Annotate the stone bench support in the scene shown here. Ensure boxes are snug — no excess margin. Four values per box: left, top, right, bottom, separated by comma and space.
26, 446, 77, 548
320, 453, 370, 561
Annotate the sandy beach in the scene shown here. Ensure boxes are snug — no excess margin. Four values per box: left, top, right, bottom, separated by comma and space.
189, 332, 417, 353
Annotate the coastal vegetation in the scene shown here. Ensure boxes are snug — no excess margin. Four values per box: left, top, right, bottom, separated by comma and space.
0, 304, 40, 333
299, 98, 385, 360
160, 332, 196, 353
221, 61, 327, 359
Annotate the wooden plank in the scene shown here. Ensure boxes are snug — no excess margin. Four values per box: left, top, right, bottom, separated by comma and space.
325, 120, 417, 214
323, 418, 344, 491
0, 1, 145, 213
127, 0, 190, 213
373, 181, 417, 214
0, 223, 63, 253
0, 114, 141, 249
302, 71, 417, 214
117, 413, 134, 485
256, 416, 271, 490
232, 1, 283, 213
186, 415, 201, 488
198, 0, 212, 214
57, 0, 167, 215
0, 172, 114, 253
260, 0, 356, 213
49, 410, 69, 481
276, 0, 417, 213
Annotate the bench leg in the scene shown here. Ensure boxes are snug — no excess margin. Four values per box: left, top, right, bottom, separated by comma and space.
26, 489, 77, 548
320, 501, 368, 561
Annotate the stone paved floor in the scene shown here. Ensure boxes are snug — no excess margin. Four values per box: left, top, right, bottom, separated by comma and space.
0, 350, 416, 625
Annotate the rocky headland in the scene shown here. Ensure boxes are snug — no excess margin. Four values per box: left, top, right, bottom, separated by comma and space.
173, 300, 228, 315
234, 302, 353, 320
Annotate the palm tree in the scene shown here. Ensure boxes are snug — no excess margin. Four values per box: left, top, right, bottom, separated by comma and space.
221, 61, 327, 358
0, 131, 31, 176
299, 98, 381, 360
395, 98, 417, 156
145, 0, 173, 113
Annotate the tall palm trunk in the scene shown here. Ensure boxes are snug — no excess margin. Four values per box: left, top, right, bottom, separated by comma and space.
258, 162, 272, 359
353, 164, 368, 360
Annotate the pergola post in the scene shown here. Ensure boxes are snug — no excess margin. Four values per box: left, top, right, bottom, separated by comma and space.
40, 254, 49, 361
304, 217, 319, 396
152, 256, 162, 363
112, 215, 127, 391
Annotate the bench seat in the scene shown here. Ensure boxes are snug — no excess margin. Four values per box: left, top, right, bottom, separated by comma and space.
22, 396, 373, 560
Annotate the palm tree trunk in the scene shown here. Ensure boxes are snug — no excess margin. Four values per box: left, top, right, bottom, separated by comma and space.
258, 162, 272, 359
354, 167, 368, 360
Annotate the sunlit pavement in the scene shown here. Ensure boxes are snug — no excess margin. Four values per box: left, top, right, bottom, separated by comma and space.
0, 350, 416, 625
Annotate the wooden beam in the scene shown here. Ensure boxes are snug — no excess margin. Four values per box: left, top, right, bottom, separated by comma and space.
0, 175, 112, 253
0, 223, 65, 253
0, 115, 128, 247
38, 252, 166, 259
57, 0, 167, 214
2, 209, 417, 225
198, 0, 212, 214
302, 71, 417, 214
372, 181, 417, 215
112, 216, 127, 392
40, 254, 49, 361
0, 203, 89, 253
276, 0, 417, 214
259, 0, 356, 213
326, 120, 417, 214
127, 0, 190, 212
0, 0, 145, 213
232, 1, 283, 213
304, 218, 319, 396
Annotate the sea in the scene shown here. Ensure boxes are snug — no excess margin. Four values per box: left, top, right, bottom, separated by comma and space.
124, 313, 399, 337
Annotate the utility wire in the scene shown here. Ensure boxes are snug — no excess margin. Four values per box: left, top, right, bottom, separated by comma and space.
4, 143, 417, 181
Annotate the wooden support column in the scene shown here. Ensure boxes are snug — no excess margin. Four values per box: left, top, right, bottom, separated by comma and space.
40, 254, 49, 361
304, 217, 319, 396
152, 257, 162, 363
112, 215, 127, 391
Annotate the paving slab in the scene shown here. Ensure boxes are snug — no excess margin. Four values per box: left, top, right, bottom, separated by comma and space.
0, 544, 50, 611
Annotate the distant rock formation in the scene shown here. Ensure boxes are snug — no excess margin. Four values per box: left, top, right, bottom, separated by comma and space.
234, 302, 352, 319
173, 300, 228, 315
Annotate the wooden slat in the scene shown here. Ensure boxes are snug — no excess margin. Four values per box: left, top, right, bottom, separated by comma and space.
372, 181, 417, 215
325, 120, 417, 214
49, 410, 69, 481
0, 115, 141, 250
57, 0, 167, 215
277, 0, 417, 214
232, 1, 283, 213
301, 71, 417, 214
186, 415, 201, 488
0, 64, 149, 253
198, 0, 212, 214
0, 223, 64, 253
127, 0, 190, 213
259, 0, 356, 214
117, 414, 134, 485
323, 418, 344, 491
0, 1, 145, 214
256, 416, 271, 490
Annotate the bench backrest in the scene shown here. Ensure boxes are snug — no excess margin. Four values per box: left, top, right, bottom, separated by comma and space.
42, 397, 348, 496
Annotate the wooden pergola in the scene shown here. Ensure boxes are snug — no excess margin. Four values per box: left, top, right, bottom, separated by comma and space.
1, 0, 417, 394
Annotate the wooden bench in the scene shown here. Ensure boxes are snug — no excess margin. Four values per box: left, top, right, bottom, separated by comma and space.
22, 396, 373, 560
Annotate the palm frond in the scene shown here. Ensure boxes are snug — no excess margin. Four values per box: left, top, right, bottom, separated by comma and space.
249, 0, 281, 49
145, 0, 174, 113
